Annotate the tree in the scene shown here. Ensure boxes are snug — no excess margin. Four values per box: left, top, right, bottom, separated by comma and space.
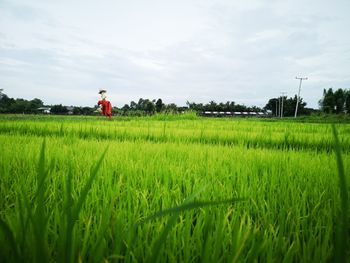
186, 101, 203, 112
51, 104, 68, 114
186, 100, 254, 113
228, 101, 235, 111
288, 95, 307, 116
29, 98, 44, 112
218, 102, 226, 111
10, 99, 27, 113
345, 90, 350, 114
73, 107, 82, 115
145, 100, 155, 114
130, 101, 137, 110
319, 88, 350, 114
165, 103, 178, 112
137, 98, 144, 110
334, 88, 345, 114
207, 101, 217, 111
321, 88, 335, 113
82, 107, 94, 115
121, 104, 130, 112
0, 92, 44, 113
0, 94, 15, 113
264, 95, 307, 117
155, 98, 164, 112
264, 98, 279, 116
234, 104, 247, 112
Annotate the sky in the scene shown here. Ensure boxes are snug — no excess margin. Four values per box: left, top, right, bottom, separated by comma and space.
1, 0, 350, 108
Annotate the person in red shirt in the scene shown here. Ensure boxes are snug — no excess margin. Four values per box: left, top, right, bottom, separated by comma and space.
97, 89, 112, 119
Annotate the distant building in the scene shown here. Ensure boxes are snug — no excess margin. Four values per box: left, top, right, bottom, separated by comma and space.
66, 106, 74, 115
200, 111, 271, 118
37, 107, 51, 114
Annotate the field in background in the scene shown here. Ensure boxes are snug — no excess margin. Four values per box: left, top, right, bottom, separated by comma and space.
0, 114, 349, 262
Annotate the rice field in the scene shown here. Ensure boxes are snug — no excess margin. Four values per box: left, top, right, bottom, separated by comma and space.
0, 114, 349, 262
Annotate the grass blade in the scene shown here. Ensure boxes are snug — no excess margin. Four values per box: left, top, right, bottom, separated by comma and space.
200, 215, 213, 262
60, 146, 109, 263
63, 163, 74, 263
0, 217, 19, 262
331, 124, 348, 263
33, 139, 49, 263
141, 197, 244, 263
148, 213, 178, 263
138, 198, 245, 225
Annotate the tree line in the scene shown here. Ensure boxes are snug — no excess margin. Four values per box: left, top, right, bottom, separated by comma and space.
318, 88, 350, 114
1, 88, 349, 116
186, 101, 263, 112
264, 95, 313, 116
262, 88, 350, 117
119, 98, 186, 115
0, 93, 263, 116
0, 93, 44, 114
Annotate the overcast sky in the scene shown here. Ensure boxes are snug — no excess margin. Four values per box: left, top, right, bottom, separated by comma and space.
1, 0, 349, 108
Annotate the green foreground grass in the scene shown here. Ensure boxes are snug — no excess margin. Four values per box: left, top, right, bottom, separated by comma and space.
0, 115, 349, 262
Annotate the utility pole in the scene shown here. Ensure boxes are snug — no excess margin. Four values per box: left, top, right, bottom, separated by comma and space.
278, 96, 281, 117
281, 92, 287, 118
275, 99, 278, 117
294, 77, 308, 118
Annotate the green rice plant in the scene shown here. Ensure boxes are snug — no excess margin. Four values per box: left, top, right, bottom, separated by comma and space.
0, 115, 349, 262
0, 139, 49, 262
32, 139, 50, 262
1, 116, 349, 152
0, 216, 19, 262
59, 146, 109, 263
138, 198, 244, 263
0, 138, 108, 263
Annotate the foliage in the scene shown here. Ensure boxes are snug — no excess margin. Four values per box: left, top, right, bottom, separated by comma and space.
121, 98, 184, 115
186, 100, 262, 112
319, 88, 350, 114
264, 95, 312, 116
0, 94, 43, 113
50, 104, 68, 114
155, 98, 164, 112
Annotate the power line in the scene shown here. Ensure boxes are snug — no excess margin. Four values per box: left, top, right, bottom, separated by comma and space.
294, 77, 308, 118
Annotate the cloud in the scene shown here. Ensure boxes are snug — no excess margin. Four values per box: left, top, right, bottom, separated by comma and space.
0, 0, 350, 108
